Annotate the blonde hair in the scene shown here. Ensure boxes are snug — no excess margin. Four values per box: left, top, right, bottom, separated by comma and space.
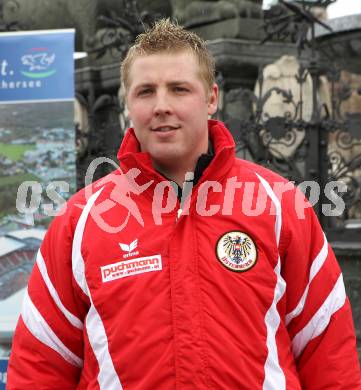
121, 18, 215, 95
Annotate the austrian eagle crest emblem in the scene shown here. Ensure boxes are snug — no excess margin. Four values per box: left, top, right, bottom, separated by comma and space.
216, 231, 257, 272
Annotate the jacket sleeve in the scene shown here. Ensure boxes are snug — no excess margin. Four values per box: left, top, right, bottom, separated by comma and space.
280, 190, 361, 389
7, 198, 89, 389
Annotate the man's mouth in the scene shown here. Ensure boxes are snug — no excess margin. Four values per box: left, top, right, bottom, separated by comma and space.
151, 125, 180, 132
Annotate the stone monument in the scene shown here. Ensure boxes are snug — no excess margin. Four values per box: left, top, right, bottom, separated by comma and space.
2, 0, 171, 54
171, 0, 263, 40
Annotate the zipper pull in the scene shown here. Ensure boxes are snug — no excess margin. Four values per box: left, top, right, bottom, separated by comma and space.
176, 208, 183, 223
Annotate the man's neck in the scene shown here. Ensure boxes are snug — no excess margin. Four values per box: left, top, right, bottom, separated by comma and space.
154, 160, 197, 187
153, 143, 214, 187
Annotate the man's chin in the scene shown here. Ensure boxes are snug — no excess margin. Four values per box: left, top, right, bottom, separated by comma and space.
151, 153, 179, 165
150, 152, 183, 170
149, 147, 181, 161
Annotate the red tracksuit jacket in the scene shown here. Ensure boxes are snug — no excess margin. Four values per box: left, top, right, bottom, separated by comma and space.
7, 120, 361, 389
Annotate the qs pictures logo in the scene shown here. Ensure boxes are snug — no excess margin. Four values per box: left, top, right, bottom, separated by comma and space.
21, 48, 56, 79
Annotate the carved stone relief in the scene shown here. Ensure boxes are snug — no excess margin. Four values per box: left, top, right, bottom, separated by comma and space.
254, 55, 331, 158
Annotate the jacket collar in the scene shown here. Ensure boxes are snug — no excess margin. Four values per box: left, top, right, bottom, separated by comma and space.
117, 119, 235, 185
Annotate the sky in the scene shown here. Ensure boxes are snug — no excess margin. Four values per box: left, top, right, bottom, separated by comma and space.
327, 0, 361, 18
263, 0, 361, 19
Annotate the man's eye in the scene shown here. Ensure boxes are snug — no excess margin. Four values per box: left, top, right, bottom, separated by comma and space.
138, 89, 152, 96
174, 86, 188, 93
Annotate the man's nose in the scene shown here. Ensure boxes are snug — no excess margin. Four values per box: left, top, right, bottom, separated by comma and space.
153, 92, 172, 116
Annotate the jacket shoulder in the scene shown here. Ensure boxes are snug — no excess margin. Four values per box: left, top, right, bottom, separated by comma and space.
234, 158, 291, 185
48, 170, 120, 232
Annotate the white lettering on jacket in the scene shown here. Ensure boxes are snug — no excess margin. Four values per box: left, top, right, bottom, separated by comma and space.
101, 255, 162, 283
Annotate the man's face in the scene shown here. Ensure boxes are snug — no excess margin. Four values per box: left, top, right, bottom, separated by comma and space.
126, 50, 218, 171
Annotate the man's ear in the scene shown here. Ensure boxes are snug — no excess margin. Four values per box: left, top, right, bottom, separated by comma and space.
119, 84, 131, 119
207, 83, 219, 115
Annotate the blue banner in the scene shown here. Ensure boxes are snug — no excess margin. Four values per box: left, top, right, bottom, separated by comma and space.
0, 29, 75, 103
0, 358, 8, 389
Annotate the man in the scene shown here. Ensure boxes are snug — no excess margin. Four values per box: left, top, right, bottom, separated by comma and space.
7, 19, 361, 389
